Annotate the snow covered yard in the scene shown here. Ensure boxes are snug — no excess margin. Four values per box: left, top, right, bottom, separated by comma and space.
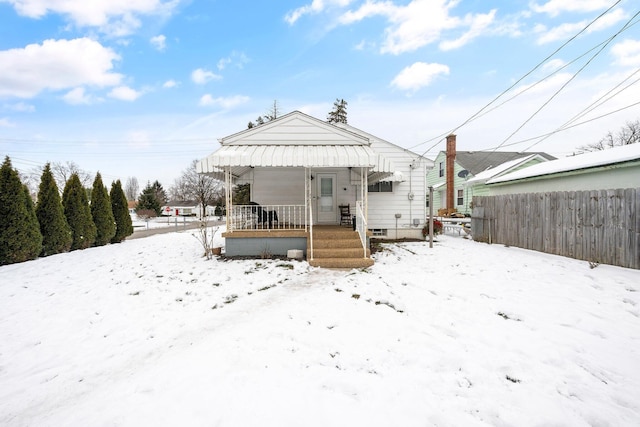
1, 230, 639, 426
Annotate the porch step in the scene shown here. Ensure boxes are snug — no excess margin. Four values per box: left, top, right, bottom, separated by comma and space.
313, 247, 371, 258
309, 257, 374, 269
308, 226, 374, 269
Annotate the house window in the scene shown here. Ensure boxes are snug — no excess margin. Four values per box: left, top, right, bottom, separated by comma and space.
439, 162, 444, 177
457, 189, 464, 206
368, 181, 393, 192
425, 195, 430, 208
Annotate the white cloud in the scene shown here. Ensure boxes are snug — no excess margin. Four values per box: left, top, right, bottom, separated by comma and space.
199, 94, 250, 109
162, 79, 179, 88
335, 0, 496, 55
531, 0, 613, 17
0, 38, 122, 99
191, 68, 222, 84
542, 58, 567, 72
62, 87, 94, 105
535, 8, 626, 44
216, 51, 249, 71
611, 38, 640, 67
3, 102, 35, 112
4, 0, 179, 36
440, 9, 496, 51
150, 34, 166, 51
391, 62, 449, 92
108, 86, 142, 101
0, 117, 15, 127
285, 0, 353, 25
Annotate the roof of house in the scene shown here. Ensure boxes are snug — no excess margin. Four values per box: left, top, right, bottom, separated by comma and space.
454, 151, 556, 176
489, 143, 640, 184
197, 110, 396, 181
465, 153, 548, 185
165, 200, 198, 206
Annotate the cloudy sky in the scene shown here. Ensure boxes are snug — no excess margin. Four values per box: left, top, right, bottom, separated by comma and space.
1, 0, 639, 187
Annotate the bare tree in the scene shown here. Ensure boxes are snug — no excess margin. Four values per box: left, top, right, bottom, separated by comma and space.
248, 100, 281, 129
125, 176, 139, 201
577, 119, 640, 153
50, 161, 91, 191
170, 160, 223, 217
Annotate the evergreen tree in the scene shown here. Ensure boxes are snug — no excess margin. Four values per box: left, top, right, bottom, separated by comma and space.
110, 179, 134, 243
327, 98, 348, 124
90, 172, 116, 246
36, 163, 72, 256
0, 156, 42, 265
63, 173, 96, 250
22, 184, 43, 256
136, 181, 163, 216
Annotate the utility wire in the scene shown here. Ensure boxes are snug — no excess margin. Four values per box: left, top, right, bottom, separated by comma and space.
411, 0, 623, 155
489, 9, 640, 153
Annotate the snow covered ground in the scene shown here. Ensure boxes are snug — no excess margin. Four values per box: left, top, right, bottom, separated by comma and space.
1, 229, 639, 426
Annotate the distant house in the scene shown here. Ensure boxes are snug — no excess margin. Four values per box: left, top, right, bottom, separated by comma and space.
196, 110, 433, 268
127, 200, 137, 215
161, 200, 220, 217
425, 135, 555, 215
485, 143, 640, 194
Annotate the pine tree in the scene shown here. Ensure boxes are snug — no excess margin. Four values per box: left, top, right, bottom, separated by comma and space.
327, 98, 348, 124
0, 156, 43, 265
36, 163, 72, 256
63, 173, 97, 250
91, 172, 116, 246
110, 179, 133, 243
136, 181, 163, 216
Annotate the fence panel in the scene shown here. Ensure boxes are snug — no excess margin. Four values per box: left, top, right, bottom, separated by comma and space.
472, 188, 640, 270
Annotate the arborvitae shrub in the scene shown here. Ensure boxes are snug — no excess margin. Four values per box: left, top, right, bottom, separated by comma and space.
62, 173, 96, 250
91, 172, 116, 246
0, 156, 43, 265
36, 163, 72, 256
110, 179, 134, 243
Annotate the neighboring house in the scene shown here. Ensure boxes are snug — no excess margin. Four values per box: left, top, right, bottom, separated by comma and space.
485, 143, 640, 194
426, 135, 555, 216
161, 201, 219, 217
197, 110, 433, 267
161, 200, 199, 217
127, 200, 137, 215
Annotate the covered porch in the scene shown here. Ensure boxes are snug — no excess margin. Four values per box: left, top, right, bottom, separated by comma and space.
196, 112, 396, 267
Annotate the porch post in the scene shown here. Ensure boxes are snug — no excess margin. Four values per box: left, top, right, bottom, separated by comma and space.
225, 167, 232, 232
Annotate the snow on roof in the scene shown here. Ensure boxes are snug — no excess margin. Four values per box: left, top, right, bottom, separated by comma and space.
465, 154, 539, 185
488, 143, 640, 184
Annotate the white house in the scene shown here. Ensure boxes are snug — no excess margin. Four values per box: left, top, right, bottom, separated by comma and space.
196, 111, 432, 267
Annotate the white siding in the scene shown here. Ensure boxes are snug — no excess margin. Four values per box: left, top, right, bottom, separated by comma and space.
488, 164, 640, 195
363, 136, 431, 237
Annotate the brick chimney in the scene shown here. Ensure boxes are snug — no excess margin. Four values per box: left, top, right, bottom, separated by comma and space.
446, 134, 456, 211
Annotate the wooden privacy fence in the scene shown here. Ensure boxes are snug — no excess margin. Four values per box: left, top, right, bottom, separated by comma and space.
471, 189, 640, 270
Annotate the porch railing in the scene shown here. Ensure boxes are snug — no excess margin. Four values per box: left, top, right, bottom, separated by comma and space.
230, 204, 306, 232
355, 201, 367, 258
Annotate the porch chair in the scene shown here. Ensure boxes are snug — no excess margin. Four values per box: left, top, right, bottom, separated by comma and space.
339, 204, 351, 226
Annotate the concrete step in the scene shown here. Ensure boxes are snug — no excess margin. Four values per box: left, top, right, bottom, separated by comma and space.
309, 257, 374, 269
311, 238, 363, 249
312, 247, 371, 258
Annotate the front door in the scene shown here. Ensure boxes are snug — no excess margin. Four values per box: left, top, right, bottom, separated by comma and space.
317, 173, 336, 223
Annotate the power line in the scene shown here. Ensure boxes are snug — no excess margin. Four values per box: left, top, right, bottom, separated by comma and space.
490, 9, 640, 153
411, 0, 624, 155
